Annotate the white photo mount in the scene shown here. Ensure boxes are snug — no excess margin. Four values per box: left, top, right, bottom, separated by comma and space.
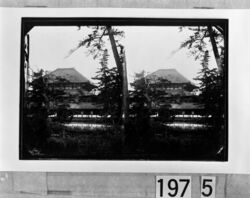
0, 8, 249, 173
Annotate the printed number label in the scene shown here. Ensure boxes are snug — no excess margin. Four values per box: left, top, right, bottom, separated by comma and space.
156, 176, 191, 198
201, 176, 216, 198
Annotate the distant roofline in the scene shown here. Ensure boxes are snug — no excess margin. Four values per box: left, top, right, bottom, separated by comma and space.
47, 67, 94, 84
149, 68, 182, 75
146, 68, 191, 83
53, 67, 76, 70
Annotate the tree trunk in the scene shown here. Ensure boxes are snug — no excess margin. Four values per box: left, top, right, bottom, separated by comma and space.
207, 25, 223, 74
106, 26, 123, 77
106, 26, 128, 125
120, 45, 129, 124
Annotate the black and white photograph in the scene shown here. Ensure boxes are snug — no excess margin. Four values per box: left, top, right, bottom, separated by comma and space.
20, 18, 228, 160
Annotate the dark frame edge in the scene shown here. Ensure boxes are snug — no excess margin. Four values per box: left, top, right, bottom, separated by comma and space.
19, 17, 229, 161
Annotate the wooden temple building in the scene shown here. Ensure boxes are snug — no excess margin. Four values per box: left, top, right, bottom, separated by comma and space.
45, 67, 204, 125
145, 69, 204, 120
45, 68, 102, 116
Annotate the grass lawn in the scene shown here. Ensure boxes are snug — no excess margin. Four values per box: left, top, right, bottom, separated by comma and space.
26, 121, 224, 161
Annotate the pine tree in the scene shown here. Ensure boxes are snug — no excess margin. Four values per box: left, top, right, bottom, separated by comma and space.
179, 25, 225, 74
130, 71, 150, 119
24, 70, 50, 151
92, 49, 121, 124
128, 71, 152, 150
67, 26, 128, 124
23, 69, 72, 154
194, 50, 224, 127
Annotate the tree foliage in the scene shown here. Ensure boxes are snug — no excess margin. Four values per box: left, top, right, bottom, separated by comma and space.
194, 51, 224, 127
130, 72, 174, 122
92, 49, 122, 124
44, 75, 73, 123
179, 25, 225, 73
128, 71, 152, 149
129, 71, 151, 119
23, 70, 72, 154
24, 70, 50, 151
66, 26, 124, 61
127, 71, 174, 150
67, 25, 128, 124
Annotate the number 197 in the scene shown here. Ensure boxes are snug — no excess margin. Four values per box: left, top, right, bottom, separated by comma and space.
157, 177, 191, 198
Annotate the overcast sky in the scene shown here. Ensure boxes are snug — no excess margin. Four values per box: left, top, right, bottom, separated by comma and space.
29, 26, 217, 85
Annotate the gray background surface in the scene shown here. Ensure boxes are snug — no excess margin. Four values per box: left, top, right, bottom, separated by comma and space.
0, 172, 250, 198
0, 0, 250, 8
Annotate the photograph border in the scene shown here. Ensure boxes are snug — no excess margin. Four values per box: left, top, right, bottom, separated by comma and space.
19, 17, 229, 161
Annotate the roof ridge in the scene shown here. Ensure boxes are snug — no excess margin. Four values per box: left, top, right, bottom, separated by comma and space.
156, 68, 176, 71
146, 68, 190, 83
149, 68, 176, 75
48, 67, 90, 83
56, 67, 75, 70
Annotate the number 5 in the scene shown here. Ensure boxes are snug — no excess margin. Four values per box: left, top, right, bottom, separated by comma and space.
201, 176, 216, 198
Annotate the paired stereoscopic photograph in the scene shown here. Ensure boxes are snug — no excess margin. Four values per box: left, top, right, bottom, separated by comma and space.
20, 18, 228, 160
